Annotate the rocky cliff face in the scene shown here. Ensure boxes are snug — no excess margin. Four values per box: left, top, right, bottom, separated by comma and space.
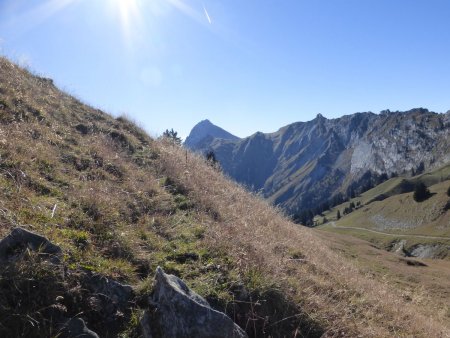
186, 109, 450, 214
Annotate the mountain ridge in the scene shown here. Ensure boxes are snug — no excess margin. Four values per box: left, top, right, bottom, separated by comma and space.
186, 109, 450, 215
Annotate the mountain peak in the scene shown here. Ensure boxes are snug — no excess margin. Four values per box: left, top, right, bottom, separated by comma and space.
184, 119, 240, 150
315, 113, 326, 119
198, 119, 213, 125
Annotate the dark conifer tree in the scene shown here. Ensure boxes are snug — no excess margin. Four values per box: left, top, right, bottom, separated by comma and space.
413, 182, 430, 202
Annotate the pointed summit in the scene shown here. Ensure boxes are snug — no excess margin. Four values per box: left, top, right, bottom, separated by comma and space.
196, 119, 214, 127
184, 120, 239, 150
315, 113, 326, 120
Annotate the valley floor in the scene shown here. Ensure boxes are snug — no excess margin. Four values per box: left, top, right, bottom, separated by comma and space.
316, 228, 450, 322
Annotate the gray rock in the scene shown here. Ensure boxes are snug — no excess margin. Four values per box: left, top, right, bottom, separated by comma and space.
84, 273, 134, 305
408, 244, 448, 259
0, 227, 62, 263
82, 273, 134, 327
59, 318, 99, 338
141, 267, 247, 338
390, 239, 408, 255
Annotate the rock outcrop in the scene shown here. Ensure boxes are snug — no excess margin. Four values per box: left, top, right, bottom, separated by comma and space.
81, 272, 134, 330
141, 267, 247, 338
0, 227, 137, 337
0, 227, 62, 263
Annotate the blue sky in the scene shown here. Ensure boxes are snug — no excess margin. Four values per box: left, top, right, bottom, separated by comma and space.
1, 0, 450, 139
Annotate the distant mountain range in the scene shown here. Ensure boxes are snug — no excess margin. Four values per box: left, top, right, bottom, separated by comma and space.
185, 109, 450, 215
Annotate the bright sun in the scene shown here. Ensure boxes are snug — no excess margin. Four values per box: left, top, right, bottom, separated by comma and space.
112, 0, 141, 38
116, 0, 137, 16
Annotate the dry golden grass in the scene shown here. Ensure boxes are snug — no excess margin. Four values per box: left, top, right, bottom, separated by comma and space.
157, 142, 450, 337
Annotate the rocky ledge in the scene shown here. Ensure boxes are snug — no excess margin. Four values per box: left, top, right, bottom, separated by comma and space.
0, 227, 247, 337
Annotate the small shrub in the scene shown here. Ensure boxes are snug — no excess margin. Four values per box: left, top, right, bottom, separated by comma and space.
36, 159, 55, 180
109, 130, 136, 153
0, 98, 9, 109
162, 176, 186, 195
105, 163, 124, 179
27, 179, 54, 196
205, 150, 218, 168
75, 158, 91, 171
60, 153, 78, 166
444, 200, 450, 212
61, 229, 90, 249
192, 226, 205, 239
174, 194, 193, 210
82, 202, 102, 221
413, 182, 431, 202
75, 123, 90, 135
161, 128, 182, 145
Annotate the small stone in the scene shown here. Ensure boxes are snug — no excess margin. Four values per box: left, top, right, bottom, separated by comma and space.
59, 318, 99, 338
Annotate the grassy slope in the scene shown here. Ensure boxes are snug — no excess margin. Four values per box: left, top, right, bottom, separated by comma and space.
318, 166, 450, 243
0, 57, 449, 337
334, 163, 450, 209
314, 229, 450, 324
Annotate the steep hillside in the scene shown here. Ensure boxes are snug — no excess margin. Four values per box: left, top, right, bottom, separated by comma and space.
187, 111, 450, 215
0, 57, 449, 337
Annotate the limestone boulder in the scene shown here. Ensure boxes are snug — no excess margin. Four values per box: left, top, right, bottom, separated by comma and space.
141, 267, 247, 338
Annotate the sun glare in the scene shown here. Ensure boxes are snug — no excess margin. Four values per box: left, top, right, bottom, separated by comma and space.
112, 0, 142, 40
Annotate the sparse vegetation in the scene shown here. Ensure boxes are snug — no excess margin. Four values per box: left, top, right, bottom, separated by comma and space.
162, 128, 182, 145
343, 201, 356, 215
205, 149, 218, 168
